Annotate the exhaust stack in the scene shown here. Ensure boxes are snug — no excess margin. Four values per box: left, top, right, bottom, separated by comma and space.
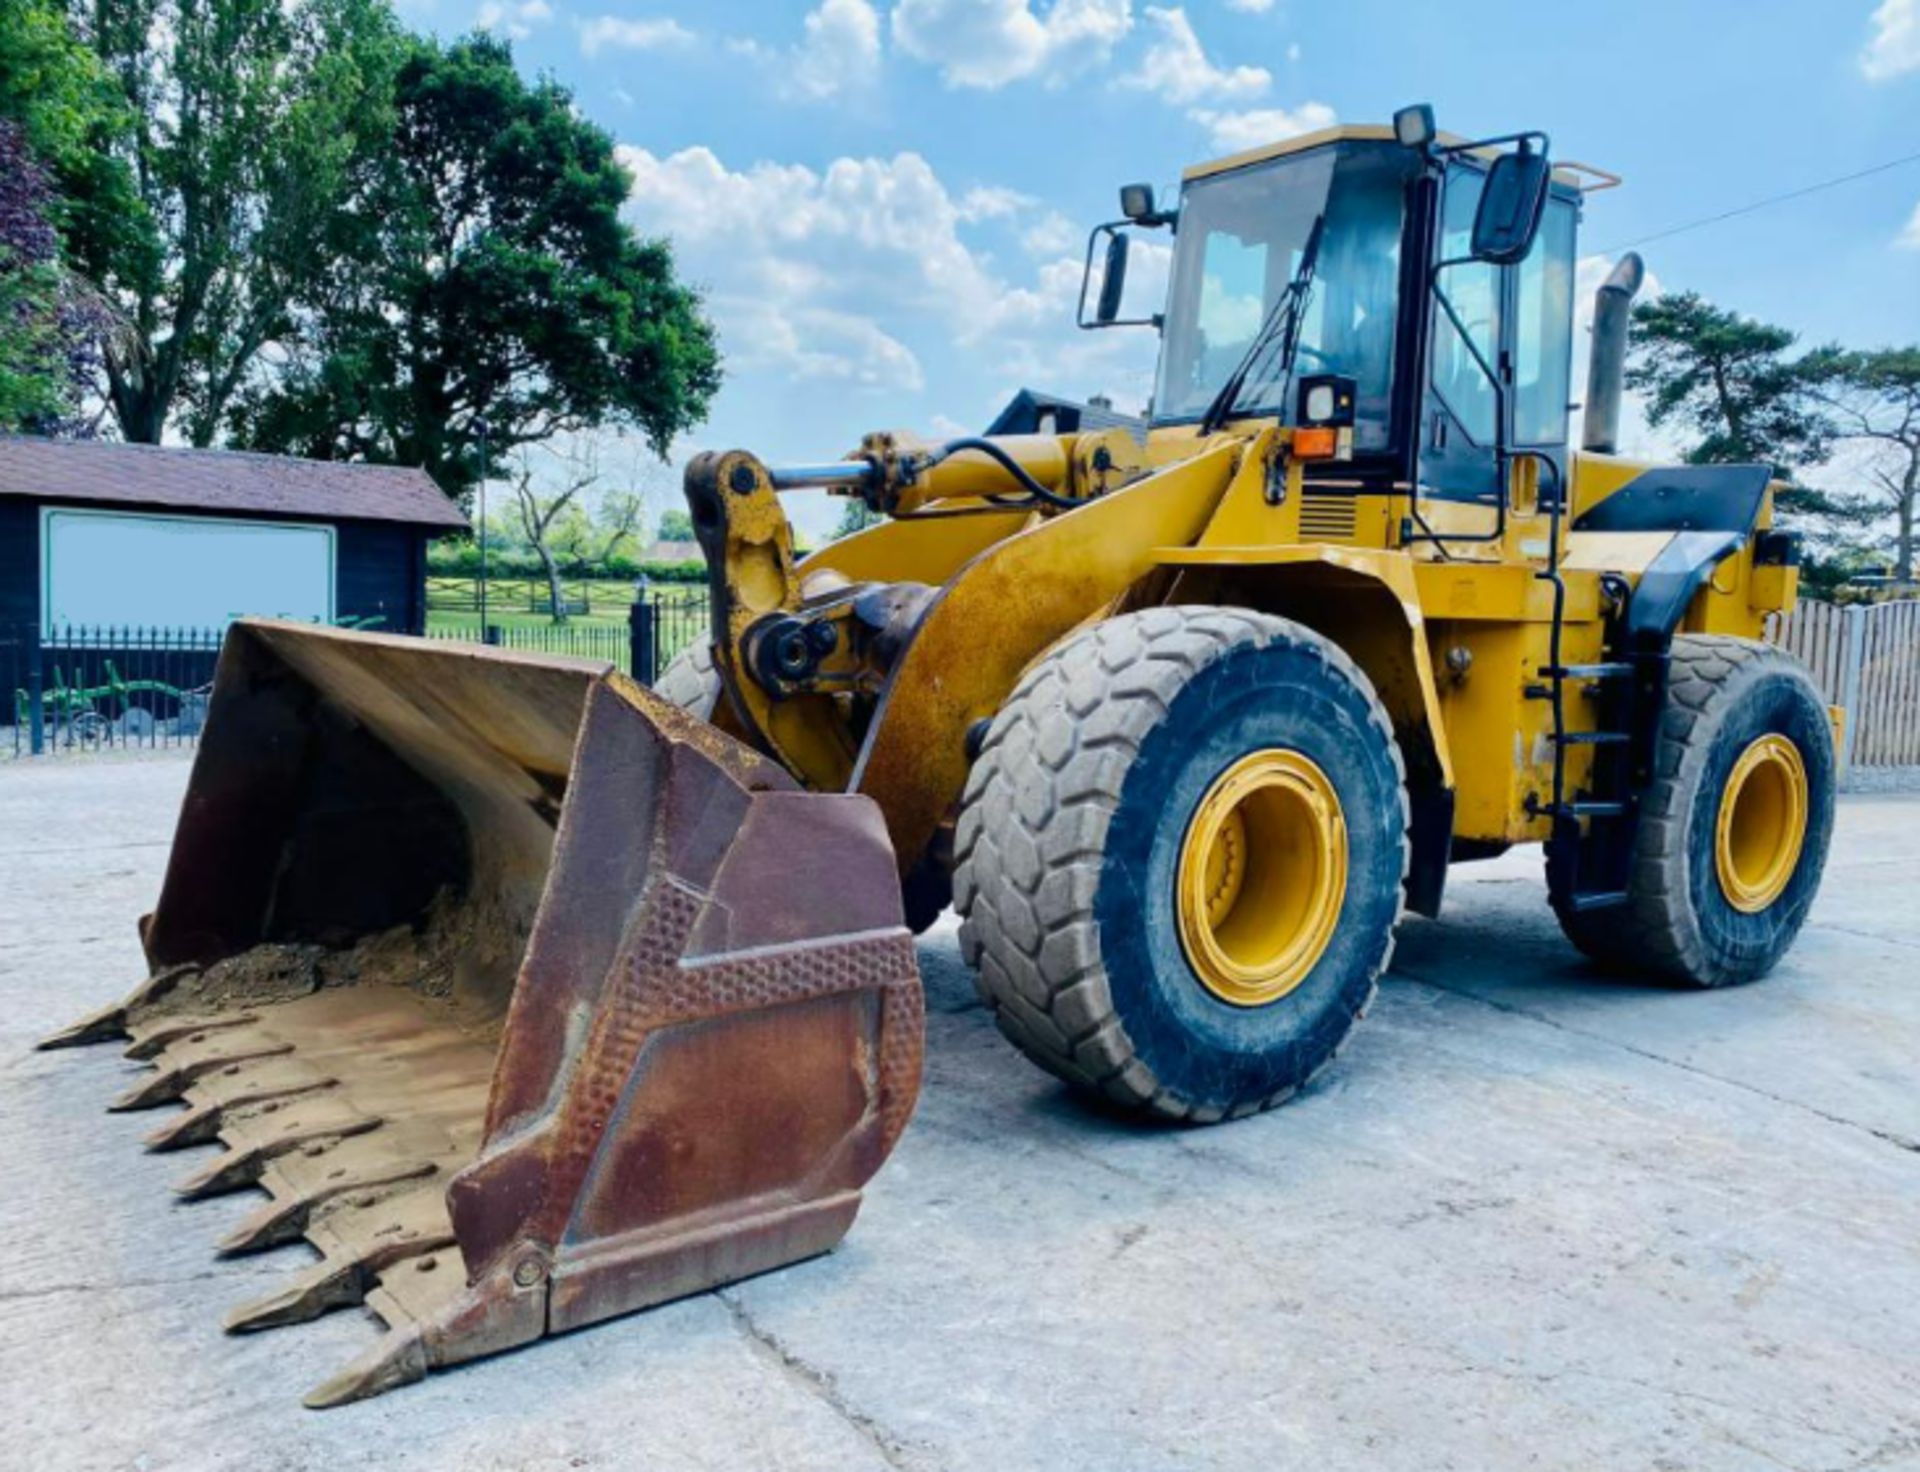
1581, 252, 1645, 455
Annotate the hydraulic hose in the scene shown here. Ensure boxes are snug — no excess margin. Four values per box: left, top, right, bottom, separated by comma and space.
917, 438, 1081, 511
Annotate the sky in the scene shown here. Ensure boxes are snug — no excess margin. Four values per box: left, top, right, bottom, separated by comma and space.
417, 0, 1920, 537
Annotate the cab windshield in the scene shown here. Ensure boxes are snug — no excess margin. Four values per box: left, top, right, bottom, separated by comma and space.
1153, 141, 1419, 452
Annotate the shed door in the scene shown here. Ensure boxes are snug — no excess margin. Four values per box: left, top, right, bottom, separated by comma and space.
41, 508, 335, 636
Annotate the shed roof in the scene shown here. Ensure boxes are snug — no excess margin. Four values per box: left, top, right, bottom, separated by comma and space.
985, 389, 1145, 438
0, 436, 468, 530
642, 540, 705, 564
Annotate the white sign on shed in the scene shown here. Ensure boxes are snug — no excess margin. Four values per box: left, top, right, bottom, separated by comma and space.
41, 507, 335, 635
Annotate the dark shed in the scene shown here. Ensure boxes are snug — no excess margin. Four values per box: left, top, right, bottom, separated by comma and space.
0, 437, 467, 636
985, 389, 1146, 438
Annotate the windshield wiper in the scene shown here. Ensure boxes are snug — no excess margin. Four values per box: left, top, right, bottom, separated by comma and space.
1198, 212, 1325, 437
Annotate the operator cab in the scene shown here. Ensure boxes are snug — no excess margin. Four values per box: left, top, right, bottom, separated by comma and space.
1085, 110, 1591, 510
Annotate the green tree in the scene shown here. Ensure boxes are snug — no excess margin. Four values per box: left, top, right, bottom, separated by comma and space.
1627, 292, 1834, 474
0, 0, 139, 275
1803, 347, 1920, 585
0, 122, 71, 427
67, 0, 402, 444
831, 498, 883, 540
231, 34, 720, 497
656, 509, 696, 543
502, 439, 643, 622
1625, 291, 1869, 585
0, 120, 114, 429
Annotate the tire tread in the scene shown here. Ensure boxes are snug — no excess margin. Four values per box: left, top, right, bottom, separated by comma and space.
1555, 634, 1826, 984
955, 606, 1408, 1121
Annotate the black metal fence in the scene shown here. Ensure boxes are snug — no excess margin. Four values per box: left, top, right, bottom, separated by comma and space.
423, 620, 634, 664
634, 586, 708, 681
427, 587, 707, 682
4, 589, 713, 760
3, 625, 223, 757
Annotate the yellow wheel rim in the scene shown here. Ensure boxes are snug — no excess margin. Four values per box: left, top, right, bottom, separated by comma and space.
1176, 749, 1347, 1007
1714, 734, 1808, 914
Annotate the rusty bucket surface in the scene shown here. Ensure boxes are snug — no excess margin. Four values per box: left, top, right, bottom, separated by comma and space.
41, 621, 923, 1407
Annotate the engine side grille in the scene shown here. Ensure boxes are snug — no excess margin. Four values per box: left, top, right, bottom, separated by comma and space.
1298, 491, 1358, 543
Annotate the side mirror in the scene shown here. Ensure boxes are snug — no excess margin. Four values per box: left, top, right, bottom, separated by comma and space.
1120, 182, 1156, 222
1096, 231, 1129, 324
1471, 145, 1552, 265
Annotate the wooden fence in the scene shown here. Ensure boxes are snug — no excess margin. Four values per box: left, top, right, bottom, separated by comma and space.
1771, 599, 1920, 769
426, 576, 596, 617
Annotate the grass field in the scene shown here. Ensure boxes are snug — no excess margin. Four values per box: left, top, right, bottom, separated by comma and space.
424, 576, 708, 670
425, 576, 667, 631
425, 606, 630, 632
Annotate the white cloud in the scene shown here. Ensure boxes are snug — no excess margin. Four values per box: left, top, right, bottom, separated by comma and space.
1861, 0, 1920, 79
1022, 210, 1078, 255
727, 301, 926, 390
1120, 7, 1268, 104
957, 184, 1037, 220
1898, 200, 1920, 249
476, 0, 550, 39
578, 15, 696, 57
891, 0, 1133, 89
1286, 40, 1300, 61
1190, 99, 1335, 154
1224, 0, 1273, 11
787, 0, 883, 98
618, 143, 1159, 408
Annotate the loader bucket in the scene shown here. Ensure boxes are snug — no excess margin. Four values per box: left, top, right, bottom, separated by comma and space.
41, 620, 923, 1407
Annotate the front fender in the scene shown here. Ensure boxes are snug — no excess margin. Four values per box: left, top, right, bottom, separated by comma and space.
852, 441, 1248, 874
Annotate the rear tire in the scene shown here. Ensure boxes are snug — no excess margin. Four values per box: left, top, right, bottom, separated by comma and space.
953, 607, 1408, 1122
1553, 635, 1835, 986
654, 639, 721, 719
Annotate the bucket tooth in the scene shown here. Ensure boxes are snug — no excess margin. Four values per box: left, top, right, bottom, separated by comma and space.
37, 965, 200, 1050
143, 1079, 339, 1152
175, 1145, 272, 1200
39, 1001, 136, 1052
304, 1324, 432, 1410
302, 1251, 532, 1410
217, 1162, 438, 1256
228, 1176, 463, 1331
227, 1258, 375, 1334
225, 1225, 457, 1333
173, 1115, 381, 1200
124, 1014, 258, 1061
109, 1068, 196, 1112
108, 1042, 294, 1111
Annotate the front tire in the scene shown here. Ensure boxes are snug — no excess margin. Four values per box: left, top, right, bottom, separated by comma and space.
953, 607, 1408, 1122
653, 639, 722, 719
1553, 635, 1835, 986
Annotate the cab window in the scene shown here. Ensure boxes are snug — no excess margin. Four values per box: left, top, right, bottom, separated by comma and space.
1513, 195, 1577, 445
1431, 166, 1500, 445
1154, 141, 1416, 452
1192, 231, 1271, 392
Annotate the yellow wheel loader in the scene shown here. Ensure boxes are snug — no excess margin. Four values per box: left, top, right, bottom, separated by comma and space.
47, 107, 1835, 1404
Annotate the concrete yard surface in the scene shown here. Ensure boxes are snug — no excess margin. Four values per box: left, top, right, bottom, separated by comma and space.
1, 753, 1917, 1472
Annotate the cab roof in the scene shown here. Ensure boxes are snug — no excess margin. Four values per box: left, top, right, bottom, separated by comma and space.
1183, 123, 1614, 193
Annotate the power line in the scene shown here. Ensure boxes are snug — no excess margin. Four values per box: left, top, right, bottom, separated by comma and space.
1592, 149, 1920, 256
